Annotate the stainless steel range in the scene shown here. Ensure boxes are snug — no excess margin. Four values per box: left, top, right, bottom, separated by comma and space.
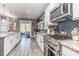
44, 35, 61, 56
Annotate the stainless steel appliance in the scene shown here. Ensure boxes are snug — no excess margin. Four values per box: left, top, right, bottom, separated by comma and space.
50, 3, 72, 22
44, 35, 61, 56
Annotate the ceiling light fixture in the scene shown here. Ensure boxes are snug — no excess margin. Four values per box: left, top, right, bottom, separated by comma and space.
2, 4, 6, 21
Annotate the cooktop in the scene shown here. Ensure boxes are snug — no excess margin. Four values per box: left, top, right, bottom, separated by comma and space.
47, 35, 72, 40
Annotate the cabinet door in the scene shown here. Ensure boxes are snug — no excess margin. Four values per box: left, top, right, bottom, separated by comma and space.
10, 35, 14, 49
4, 36, 11, 56
11, 33, 20, 48
38, 35, 41, 48
39, 35, 44, 52
15, 33, 20, 44
41, 41, 44, 52
41, 36, 44, 52
36, 34, 44, 52
13, 34, 17, 45
36, 34, 38, 42
4, 33, 20, 56
73, 3, 79, 20
50, 3, 60, 12
44, 5, 50, 29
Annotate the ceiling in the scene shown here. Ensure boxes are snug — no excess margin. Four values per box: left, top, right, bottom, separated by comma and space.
0, 3, 49, 20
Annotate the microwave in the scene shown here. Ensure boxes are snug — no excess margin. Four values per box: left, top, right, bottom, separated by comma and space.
50, 3, 72, 22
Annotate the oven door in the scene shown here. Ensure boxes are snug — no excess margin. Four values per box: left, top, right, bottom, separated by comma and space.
48, 48, 55, 56
44, 43, 56, 56
44, 40, 56, 56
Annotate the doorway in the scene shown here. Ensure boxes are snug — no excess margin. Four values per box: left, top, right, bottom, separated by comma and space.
20, 20, 31, 38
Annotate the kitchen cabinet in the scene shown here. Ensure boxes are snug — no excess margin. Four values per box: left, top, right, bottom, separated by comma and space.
62, 46, 79, 56
38, 13, 45, 30
0, 19, 9, 32
36, 33, 44, 52
73, 3, 79, 20
0, 32, 21, 56
44, 3, 59, 28
4, 36, 11, 56
44, 4, 50, 29
50, 3, 60, 13
37, 21, 44, 30
9, 20, 19, 32
42, 3, 56, 29
37, 23, 41, 30
39, 34, 44, 52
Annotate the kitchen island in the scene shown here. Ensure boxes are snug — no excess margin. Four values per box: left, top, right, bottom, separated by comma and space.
0, 32, 21, 56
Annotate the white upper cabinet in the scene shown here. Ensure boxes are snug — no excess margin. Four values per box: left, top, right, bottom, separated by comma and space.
44, 3, 57, 22
38, 14, 45, 30
50, 3, 60, 13
0, 19, 9, 32
44, 3, 59, 27
44, 5, 50, 29
73, 3, 79, 20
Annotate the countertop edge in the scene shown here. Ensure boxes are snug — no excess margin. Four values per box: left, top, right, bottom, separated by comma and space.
59, 41, 79, 53
0, 32, 20, 39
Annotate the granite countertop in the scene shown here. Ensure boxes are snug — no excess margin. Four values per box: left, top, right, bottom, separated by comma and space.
44, 34, 79, 53
0, 33, 8, 38
58, 39, 79, 53
0, 32, 19, 38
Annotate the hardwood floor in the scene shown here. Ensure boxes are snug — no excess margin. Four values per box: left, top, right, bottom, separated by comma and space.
8, 37, 43, 56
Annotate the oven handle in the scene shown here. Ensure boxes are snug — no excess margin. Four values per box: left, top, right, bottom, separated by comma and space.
44, 43, 60, 56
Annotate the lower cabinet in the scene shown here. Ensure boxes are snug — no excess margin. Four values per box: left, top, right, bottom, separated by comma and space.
62, 46, 79, 56
36, 33, 44, 53
4, 33, 20, 56
4, 36, 11, 56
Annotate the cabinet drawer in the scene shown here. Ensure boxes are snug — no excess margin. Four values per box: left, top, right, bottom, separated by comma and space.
62, 46, 79, 56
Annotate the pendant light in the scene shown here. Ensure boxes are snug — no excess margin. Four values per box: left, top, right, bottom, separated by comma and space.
2, 4, 6, 21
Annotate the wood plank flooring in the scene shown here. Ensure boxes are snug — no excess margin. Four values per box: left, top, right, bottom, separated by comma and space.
8, 37, 43, 56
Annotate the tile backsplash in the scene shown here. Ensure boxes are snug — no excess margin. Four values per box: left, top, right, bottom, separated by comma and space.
58, 21, 79, 36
